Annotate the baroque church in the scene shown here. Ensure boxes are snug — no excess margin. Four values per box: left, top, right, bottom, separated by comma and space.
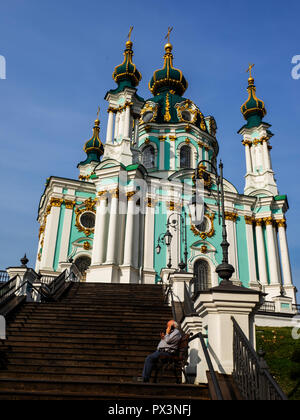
34, 33, 297, 307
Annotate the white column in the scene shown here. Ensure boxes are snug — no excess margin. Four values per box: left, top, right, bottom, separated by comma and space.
225, 214, 239, 283
105, 191, 119, 265
119, 110, 125, 140
58, 201, 75, 265
91, 195, 108, 265
245, 217, 259, 288
143, 202, 155, 271
123, 195, 136, 267
168, 205, 180, 269
255, 220, 268, 286
169, 135, 176, 170
124, 104, 131, 139
114, 112, 120, 140
243, 142, 253, 173
262, 139, 271, 170
133, 118, 139, 146
40, 201, 62, 271
106, 110, 114, 145
159, 138, 165, 170
133, 210, 140, 269
277, 220, 293, 286
264, 218, 281, 285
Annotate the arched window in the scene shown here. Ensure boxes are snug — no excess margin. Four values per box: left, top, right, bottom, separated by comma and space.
180, 145, 191, 168
193, 259, 210, 292
142, 145, 155, 169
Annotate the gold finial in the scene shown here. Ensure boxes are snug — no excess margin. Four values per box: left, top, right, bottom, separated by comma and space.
126, 26, 134, 49
246, 63, 255, 84
165, 26, 173, 44
128, 26, 134, 42
164, 27, 173, 52
95, 106, 100, 125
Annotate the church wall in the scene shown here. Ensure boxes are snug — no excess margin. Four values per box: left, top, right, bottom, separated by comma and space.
235, 217, 250, 287
53, 204, 66, 271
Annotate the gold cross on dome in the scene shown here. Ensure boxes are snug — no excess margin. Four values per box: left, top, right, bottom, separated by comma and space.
96, 106, 100, 119
128, 26, 134, 42
246, 63, 255, 78
165, 26, 173, 43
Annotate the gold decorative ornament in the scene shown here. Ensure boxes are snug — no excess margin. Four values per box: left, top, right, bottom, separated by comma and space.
263, 217, 274, 226
196, 163, 212, 189
225, 212, 238, 222
126, 191, 136, 201
200, 245, 208, 254
75, 197, 97, 237
159, 136, 167, 142
50, 197, 64, 208
255, 218, 264, 227
164, 93, 171, 122
276, 219, 286, 229
140, 102, 158, 124
191, 213, 215, 239
244, 215, 255, 225
65, 200, 76, 210
83, 241, 91, 250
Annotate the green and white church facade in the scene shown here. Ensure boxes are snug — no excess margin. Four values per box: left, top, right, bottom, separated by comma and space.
35, 38, 297, 306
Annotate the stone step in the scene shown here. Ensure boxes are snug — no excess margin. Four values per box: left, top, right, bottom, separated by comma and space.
0, 377, 209, 400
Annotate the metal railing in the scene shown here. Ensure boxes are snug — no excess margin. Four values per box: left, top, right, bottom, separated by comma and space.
0, 265, 81, 311
0, 271, 9, 283
164, 278, 223, 399
258, 301, 276, 313
232, 316, 287, 400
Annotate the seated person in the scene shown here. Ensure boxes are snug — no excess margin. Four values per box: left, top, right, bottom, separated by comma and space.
142, 320, 182, 383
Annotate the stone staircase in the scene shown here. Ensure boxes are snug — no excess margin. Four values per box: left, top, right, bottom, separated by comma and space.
0, 283, 210, 400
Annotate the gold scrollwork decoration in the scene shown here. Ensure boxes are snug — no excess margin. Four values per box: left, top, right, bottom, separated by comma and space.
190, 213, 215, 239
75, 197, 97, 237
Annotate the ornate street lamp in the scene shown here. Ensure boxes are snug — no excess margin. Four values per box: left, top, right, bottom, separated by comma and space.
194, 159, 235, 285
156, 209, 189, 270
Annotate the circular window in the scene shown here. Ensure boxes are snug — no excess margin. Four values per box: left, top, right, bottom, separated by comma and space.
142, 111, 154, 123
182, 111, 192, 122
80, 212, 96, 229
75, 256, 91, 274
195, 216, 210, 234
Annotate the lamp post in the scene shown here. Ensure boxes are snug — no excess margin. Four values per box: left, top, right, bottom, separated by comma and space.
192, 159, 235, 285
156, 209, 189, 271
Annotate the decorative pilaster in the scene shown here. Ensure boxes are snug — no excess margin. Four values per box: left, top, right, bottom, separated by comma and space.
276, 219, 292, 286
143, 198, 156, 283
159, 136, 166, 170
106, 109, 115, 144
244, 216, 260, 289
58, 200, 76, 266
105, 189, 119, 265
254, 219, 268, 286
91, 192, 108, 266
224, 212, 240, 285
40, 198, 63, 272
123, 192, 137, 267
264, 217, 281, 285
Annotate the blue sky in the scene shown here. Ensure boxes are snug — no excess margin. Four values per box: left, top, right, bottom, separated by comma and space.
0, 0, 299, 295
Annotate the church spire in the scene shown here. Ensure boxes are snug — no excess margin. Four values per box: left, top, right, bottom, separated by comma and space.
241, 64, 267, 129
112, 27, 142, 90
78, 108, 104, 168
149, 29, 188, 96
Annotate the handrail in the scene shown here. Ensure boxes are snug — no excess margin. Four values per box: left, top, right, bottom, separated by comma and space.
231, 316, 287, 400
0, 271, 9, 283
189, 332, 223, 400
163, 277, 223, 399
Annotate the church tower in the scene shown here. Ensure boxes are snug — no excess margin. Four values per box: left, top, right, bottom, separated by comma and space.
239, 65, 278, 197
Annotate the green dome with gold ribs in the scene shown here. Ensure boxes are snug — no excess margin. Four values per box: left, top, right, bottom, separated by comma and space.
112, 40, 142, 89
78, 117, 104, 166
149, 43, 188, 96
241, 73, 267, 128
